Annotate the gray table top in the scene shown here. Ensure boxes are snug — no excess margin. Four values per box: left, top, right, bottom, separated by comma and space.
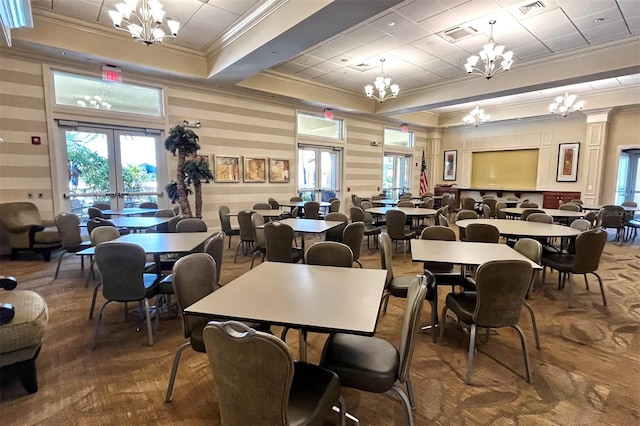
227, 209, 287, 217
100, 207, 160, 216
501, 207, 585, 218
185, 261, 387, 335
81, 217, 171, 229
373, 199, 424, 206
581, 205, 639, 212
258, 218, 344, 233
411, 239, 542, 269
455, 219, 581, 238
278, 201, 332, 208
366, 207, 437, 216
77, 231, 212, 256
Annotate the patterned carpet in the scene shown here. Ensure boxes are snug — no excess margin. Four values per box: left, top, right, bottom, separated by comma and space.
1, 228, 639, 425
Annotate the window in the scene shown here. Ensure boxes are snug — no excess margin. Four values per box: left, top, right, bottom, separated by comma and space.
384, 127, 413, 149
53, 71, 163, 117
297, 112, 343, 140
297, 145, 341, 202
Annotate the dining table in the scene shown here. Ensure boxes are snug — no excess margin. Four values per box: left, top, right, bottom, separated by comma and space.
184, 261, 387, 361
77, 231, 213, 276
372, 199, 424, 206
81, 216, 171, 232
410, 239, 542, 337
581, 204, 639, 212
278, 201, 332, 211
100, 207, 161, 216
226, 209, 287, 219
500, 207, 585, 220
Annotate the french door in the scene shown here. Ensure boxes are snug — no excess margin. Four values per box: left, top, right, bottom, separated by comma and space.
59, 123, 163, 218
297, 145, 341, 201
616, 149, 640, 205
383, 153, 411, 199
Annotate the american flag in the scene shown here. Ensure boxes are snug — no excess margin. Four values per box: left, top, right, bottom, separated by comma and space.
419, 149, 429, 196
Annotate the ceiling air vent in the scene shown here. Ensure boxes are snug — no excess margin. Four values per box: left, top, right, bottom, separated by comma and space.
438, 25, 477, 43
519, 1, 546, 15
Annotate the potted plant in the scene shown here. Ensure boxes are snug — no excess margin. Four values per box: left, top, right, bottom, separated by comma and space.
164, 124, 211, 218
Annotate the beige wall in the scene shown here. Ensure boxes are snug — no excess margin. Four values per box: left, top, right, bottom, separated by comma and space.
0, 54, 428, 232
601, 106, 640, 203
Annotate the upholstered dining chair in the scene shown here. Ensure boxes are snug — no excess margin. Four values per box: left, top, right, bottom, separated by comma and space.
385, 209, 416, 258
252, 202, 272, 210
379, 232, 421, 316
419, 225, 466, 292
166, 214, 184, 233
455, 210, 478, 241
319, 274, 429, 426
542, 228, 608, 307
87, 207, 104, 219
86, 217, 117, 236
153, 209, 175, 232
263, 221, 304, 264
519, 202, 539, 208
303, 201, 320, 219
54, 212, 91, 279
267, 197, 280, 210
328, 199, 341, 213
397, 200, 414, 207
203, 320, 346, 426
558, 202, 581, 212
250, 213, 266, 269
520, 208, 544, 221
290, 196, 303, 202
323, 212, 348, 242
495, 202, 508, 219
465, 223, 500, 243
92, 202, 111, 211
175, 218, 207, 232
421, 197, 435, 209
87, 226, 121, 319
599, 205, 626, 243
342, 222, 365, 267
350, 206, 381, 249
305, 241, 353, 267
439, 260, 535, 385
164, 252, 219, 402
139, 201, 158, 216
513, 238, 542, 349
91, 242, 160, 349
527, 213, 553, 224
204, 232, 225, 286
218, 205, 239, 249
461, 197, 476, 211
234, 210, 256, 263
483, 198, 497, 218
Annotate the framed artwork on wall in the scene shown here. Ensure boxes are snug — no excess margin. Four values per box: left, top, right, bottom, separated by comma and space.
443, 150, 457, 181
243, 157, 266, 182
556, 142, 580, 182
214, 155, 240, 183
269, 159, 290, 183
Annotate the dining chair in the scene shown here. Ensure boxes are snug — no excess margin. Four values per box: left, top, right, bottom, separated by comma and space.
526, 213, 553, 224
86, 217, 117, 236
465, 223, 500, 243
263, 221, 303, 264
166, 214, 184, 233
175, 218, 208, 232
234, 210, 256, 263
303, 201, 320, 219
397, 200, 414, 207
421, 197, 435, 209
139, 201, 158, 216
305, 241, 353, 267
289, 196, 303, 202
351, 194, 362, 208
519, 202, 539, 209
328, 196, 340, 203
164, 252, 219, 402
419, 226, 466, 291
153, 209, 175, 232
513, 238, 542, 349
385, 209, 416, 259
496, 201, 507, 219
323, 212, 348, 242
379, 232, 420, 316
250, 213, 266, 269
558, 202, 581, 212
342, 222, 365, 267
267, 197, 280, 210
599, 205, 626, 243
218, 205, 240, 249
328, 199, 341, 213
87, 226, 121, 319
54, 212, 91, 279
203, 320, 346, 426
541, 228, 608, 307
439, 260, 534, 385
399, 194, 412, 200
506, 196, 519, 201
204, 232, 225, 285
483, 198, 497, 218
569, 199, 584, 205
455, 210, 478, 241
584, 211, 598, 228
91, 242, 160, 349
350, 206, 381, 249
461, 197, 476, 211
87, 207, 104, 219
319, 274, 429, 426
252, 202, 272, 210
520, 208, 544, 221
438, 213, 450, 227
93, 202, 111, 211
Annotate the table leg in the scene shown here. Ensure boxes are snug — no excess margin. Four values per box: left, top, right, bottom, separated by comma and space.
298, 329, 307, 362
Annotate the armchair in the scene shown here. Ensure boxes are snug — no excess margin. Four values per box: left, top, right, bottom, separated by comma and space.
0, 202, 61, 261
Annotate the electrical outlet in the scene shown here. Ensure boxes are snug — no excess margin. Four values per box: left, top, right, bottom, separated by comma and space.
38, 193, 44, 199
27, 193, 33, 199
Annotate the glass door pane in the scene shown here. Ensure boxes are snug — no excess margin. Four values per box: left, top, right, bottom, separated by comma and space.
63, 125, 162, 219
383, 154, 411, 199
297, 146, 341, 202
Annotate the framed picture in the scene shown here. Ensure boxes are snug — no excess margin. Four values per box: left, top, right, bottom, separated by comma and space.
443, 150, 457, 181
214, 155, 240, 183
556, 142, 580, 182
269, 158, 290, 183
243, 157, 266, 182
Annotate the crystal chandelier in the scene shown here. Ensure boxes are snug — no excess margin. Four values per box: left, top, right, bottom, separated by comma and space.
549, 92, 585, 117
465, 20, 514, 79
365, 59, 400, 103
463, 106, 490, 127
76, 95, 112, 110
109, 0, 180, 46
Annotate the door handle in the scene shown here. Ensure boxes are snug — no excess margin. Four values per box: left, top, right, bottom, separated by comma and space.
106, 193, 116, 197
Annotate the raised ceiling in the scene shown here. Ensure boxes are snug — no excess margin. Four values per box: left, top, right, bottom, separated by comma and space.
8, 0, 640, 126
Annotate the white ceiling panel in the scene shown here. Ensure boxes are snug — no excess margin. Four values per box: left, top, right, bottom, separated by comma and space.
544, 32, 589, 52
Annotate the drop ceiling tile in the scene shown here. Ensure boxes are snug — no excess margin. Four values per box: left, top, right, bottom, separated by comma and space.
417, 10, 464, 33
581, 22, 632, 44
509, 43, 552, 60
304, 45, 342, 61
618, 0, 640, 17
617, 74, 640, 85
209, 0, 260, 16
290, 54, 324, 68
396, 0, 458, 23
556, 0, 618, 19
544, 32, 588, 52
588, 79, 622, 90
450, 0, 504, 23
520, 8, 577, 39
273, 62, 308, 74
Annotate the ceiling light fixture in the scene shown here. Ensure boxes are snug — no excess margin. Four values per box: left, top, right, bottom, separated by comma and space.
464, 20, 514, 79
463, 106, 490, 127
549, 92, 585, 117
365, 58, 400, 103
108, 0, 180, 46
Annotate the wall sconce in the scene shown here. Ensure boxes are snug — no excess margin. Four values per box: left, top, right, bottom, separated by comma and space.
182, 120, 201, 128
323, 108, 333, 120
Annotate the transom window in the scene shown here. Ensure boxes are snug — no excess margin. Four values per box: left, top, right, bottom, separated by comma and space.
384, 127, 413, 149
297, 112, 344, 140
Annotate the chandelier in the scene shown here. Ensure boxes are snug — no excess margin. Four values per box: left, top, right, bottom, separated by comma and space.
76, 95, 112, 110
549, 92, 585, 117
463, 106, 490, 127
108, 0, 180, 46
365, 59, 400, 103
464, 20, 514, 79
